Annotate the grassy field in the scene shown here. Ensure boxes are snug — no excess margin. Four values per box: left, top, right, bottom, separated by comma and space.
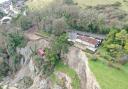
74, 0, 128, 12
26, 0, 54, 11
89, 60, 128, 89
50, 62, 80, 89
26, 0, 128, 12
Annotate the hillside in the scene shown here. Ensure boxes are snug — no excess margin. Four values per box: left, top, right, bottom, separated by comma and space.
26, 0, 54, 11
0, 0, 128, 89
74, 0, 128, 12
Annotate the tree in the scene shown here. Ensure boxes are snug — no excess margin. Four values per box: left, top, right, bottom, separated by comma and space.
107, 44, 122, 61
7, 32, 27, 55
78, 9, 108, 33
21, 16, 32, 31
124, 41, 128, 53
52, 18, 68, 35
6, 32, 27, 73
102, 29, 128, 63
42, 33, 70, 75
52, 33, 70, 56
103, 29, 117, 48
15, 16, 32, 31
116, 30, 128, 47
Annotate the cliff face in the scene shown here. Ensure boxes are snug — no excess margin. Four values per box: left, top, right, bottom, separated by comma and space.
0, 39, 100, 89
66, 47, 100, 89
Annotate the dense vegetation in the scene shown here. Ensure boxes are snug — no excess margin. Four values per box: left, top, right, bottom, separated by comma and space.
97, 29, 128, 64
23, 0, 128, 35
0, 31, 27, 78
31, 33, 70, 76
89, 26, 128, 89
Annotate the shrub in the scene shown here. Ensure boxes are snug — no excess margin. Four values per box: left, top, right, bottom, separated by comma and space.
112, 1, 122, 6
18, 16, 32, 31
21, 18, 32, 31
90, 55, 98, 61
7, 32, 27, 55
108, 61, 121, 70
0, 61, 10, 78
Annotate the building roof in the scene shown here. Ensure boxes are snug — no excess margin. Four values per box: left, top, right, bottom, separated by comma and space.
77, 35, 99, 46
37, 48, 45, 57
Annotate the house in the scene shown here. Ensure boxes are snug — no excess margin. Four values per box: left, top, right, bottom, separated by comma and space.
68, 32, 102, 52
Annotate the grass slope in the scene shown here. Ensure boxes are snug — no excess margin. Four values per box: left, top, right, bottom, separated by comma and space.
74, 0, 128, 12
89, 60, 128, 89
50, 62, 80, 89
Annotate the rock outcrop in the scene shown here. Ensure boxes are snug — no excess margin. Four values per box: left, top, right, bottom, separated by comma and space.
66, 47, 100, 89
0, 38, 100, 89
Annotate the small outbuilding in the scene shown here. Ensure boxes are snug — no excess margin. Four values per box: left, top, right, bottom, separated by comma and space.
37, 48, 45, 57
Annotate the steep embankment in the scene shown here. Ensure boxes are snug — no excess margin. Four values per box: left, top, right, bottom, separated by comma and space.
0, 32, 100, 89
66, 47, 100, 89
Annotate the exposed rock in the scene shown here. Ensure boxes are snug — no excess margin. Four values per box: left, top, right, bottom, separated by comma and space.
53, 84, 63, 89
2, 85, 8, 89
29, 76, 50, 89
66, 47, 86, 89
55, 72, 72, 89
17, 76, 33, 89
17, 39, 49, 67
66, 47, 100, 89
9, 87, 18, 89
28, 59, 39, 78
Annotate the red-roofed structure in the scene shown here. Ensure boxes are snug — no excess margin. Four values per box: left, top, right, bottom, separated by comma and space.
77, 36, 98, 47
68, 32, 102, 52
37, 48, 45, 57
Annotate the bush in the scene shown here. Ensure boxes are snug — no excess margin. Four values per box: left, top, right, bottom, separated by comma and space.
0, 61, 10, 78
21, 18, 32, 31
108, 61, 121, 70
90, 55, 98, 61
19, 16, 32, 31
7, 32, 27, 55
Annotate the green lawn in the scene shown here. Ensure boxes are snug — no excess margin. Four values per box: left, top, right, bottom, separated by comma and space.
74, 0, 128, 12
89, 60, 128, 89
50, 62, 80, 89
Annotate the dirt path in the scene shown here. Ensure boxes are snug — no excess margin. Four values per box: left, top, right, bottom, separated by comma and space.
24, 25, 43, 41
